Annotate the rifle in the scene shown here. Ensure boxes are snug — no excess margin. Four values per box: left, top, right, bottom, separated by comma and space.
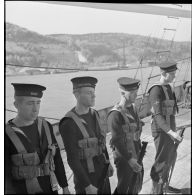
97, 162, 110, 194
164, 124, 190, 194
127, 141, 148, 194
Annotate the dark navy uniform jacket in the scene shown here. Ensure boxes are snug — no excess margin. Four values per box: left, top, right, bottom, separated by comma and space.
59, 108, 109, 192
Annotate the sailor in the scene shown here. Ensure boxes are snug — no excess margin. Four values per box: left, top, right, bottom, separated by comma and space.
5, 83, 70, 194
107, 77, 144, 194
59, 76, 113, 194
148, 61, 183, 194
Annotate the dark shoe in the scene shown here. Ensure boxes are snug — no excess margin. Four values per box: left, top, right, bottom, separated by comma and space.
167, 186, 181, 193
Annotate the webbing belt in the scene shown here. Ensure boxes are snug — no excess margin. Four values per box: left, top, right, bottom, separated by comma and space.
65, 111, 90, 138
38, 118, 60, 191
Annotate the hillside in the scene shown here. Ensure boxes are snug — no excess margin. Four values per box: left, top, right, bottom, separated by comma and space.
6, 22, 191, 75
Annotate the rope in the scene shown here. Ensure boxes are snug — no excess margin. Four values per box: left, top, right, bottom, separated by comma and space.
6, 103, 190, 126
140, 63, 144, 97
6, 62, 151, 71
6, 63, 80, 71
173, 64, 182, 87
138, 15, 190, 113
6, 109, 60, 121
184, 35, 191, 82
133, 15, 165, 79
143, 28, 166, 96
166, 18, 181, 60
134, 34, 151, 79
184, 62, 191, 81
6, 58, 191, 73
176, 56, 191, 63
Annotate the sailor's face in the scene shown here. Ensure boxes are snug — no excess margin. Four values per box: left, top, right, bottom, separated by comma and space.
165, 71, 176, 83
15, 96, 41, 121
125, 89, 138, 103
79, 87, 96, 107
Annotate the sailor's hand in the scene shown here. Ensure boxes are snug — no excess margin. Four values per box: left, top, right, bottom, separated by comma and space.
167, 130, 183, 143
107, 163, 114, 177
62, 186, 71, 194
85, 184, 98, 194
128, 158, 142, 173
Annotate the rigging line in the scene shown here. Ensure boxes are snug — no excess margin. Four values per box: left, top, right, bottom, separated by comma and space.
181, 61, 188, 82
6, 58, 190, 72
156, 27, 166, 52
6, 63, 81, 71
6, 108, 190, 126
6, 62, 149, 71
134, 14, 163, 79
143, 29, 166, 96
138, 28, 172, 115
140, 62, 144, 96
135, 14, 164, 79
144, 67, 154, 95
166, 18, 181, 60
6, 109, 60, 121
137, 28, 162, 93
184, 61, 191, 81
181, 61, 190, 82
153, 16, 166, 47
134, 34, 151, 79
5, 106, 146, 125
173, 64, 182, 87
183, 37, 191, 82
176, 56, 191, 62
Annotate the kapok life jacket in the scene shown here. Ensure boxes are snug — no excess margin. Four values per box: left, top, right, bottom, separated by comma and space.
6, 117, 59, 194
108, 104, 144, 159
148, 84, 177, 132
137, 83, 177, 120
65, 108, 107, 173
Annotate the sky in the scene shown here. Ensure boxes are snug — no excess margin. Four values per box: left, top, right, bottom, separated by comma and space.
5, 2, 191, 42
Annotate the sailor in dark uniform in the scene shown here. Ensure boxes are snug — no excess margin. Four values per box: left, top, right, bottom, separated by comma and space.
59, 76, 113, 194
5, 83, 70, 194
107, 77, 144, 194
148, 62, 183, 194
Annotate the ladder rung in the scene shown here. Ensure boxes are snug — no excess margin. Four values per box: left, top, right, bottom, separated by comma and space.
164, 28, 176, 31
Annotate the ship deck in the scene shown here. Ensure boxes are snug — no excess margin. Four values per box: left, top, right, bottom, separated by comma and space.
59, 107, 191, 194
